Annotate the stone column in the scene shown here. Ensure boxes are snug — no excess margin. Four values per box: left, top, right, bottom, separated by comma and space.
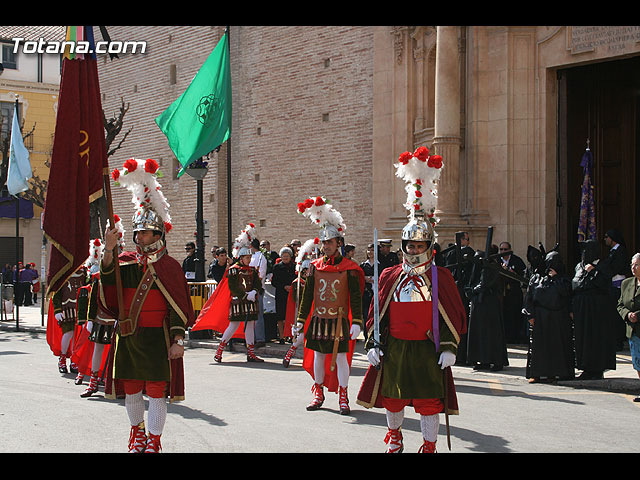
433, 26, 462, 225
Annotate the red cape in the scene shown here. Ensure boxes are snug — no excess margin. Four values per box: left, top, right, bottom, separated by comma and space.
46, 297, 83, 357
357, 263, 466, 413
70, 323, 111, 378
191, 265, 245, 339
284, 277, 304, 338
103, 251, 195, 402
302, 256, 365, 393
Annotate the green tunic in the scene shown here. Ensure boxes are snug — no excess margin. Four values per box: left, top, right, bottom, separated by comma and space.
365, 269, 459, 400
101, 260, 184, 382
381, 324, 457, 399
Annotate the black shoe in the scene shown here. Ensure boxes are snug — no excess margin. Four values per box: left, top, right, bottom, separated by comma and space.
490, 364, 503, 372
578, 371, 603, 380
633, 396, 640, 403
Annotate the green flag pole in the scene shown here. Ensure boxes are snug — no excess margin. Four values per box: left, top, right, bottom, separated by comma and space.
226, 26, 232, 254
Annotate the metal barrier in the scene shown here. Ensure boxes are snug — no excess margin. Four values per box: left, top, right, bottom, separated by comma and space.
187, 281, 218, 319
0, 283, 15, 322
187, 281, 218, 339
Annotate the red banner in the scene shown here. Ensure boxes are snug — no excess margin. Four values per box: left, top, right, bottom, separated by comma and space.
43, 33, 107, 297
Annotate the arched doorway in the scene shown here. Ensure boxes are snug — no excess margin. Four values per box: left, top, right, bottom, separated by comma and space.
558, 55, 640, 268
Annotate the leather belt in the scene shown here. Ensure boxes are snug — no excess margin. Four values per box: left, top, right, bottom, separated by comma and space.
119, 269, 156, 337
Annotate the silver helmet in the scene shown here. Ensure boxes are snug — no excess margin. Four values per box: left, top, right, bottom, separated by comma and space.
394, 146, 444, 268
132, 208, 165, 233
318, 223, 342, 242
401, 210, 435, 266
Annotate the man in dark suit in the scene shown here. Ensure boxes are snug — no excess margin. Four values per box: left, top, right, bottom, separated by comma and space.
378, 239, 399, 272
499, 241, 527, 344
616, 252, 640, 402
444, 231, 474, 365
604, 229, 630, 350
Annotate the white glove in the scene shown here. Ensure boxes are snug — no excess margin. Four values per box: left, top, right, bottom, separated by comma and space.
54, 312, 64, 324
350, 324, 361, 340
246, 290, 257, 302
367, 348, 383, 367
438, 351, 456, 370
292, 322, 304, 337
86, 321, 93, 333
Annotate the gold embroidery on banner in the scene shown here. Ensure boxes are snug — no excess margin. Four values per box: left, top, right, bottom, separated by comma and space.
79, 130, 90, 166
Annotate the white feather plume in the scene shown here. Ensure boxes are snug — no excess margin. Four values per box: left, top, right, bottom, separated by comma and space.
85, 238, 104, 268
297, 196, 346, 234
113, 158, 171, 225
394, 147, 443, 223
232, 223, 257, 257
295, 237, 319, 265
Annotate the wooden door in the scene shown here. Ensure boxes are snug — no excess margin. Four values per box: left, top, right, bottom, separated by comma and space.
558, 56, 640, 268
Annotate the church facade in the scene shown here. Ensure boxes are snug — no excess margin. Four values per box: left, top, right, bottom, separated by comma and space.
97, 26, 640, 265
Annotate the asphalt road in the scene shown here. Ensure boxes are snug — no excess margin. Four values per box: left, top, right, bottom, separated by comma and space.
1, 329, 639, 453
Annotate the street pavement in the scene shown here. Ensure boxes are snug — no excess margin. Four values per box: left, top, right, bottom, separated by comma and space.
3, 300, 638, 396
2, 301, 640, 454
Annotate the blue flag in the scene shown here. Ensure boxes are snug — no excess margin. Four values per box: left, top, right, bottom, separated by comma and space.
7, 104, 32, 196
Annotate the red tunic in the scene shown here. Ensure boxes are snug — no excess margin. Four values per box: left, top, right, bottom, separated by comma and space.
102, 251, 195, 402
301, 256, 365, 393
357, 264, 466, 413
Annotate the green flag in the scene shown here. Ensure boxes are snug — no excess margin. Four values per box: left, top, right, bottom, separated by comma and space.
155, 31, 231, 177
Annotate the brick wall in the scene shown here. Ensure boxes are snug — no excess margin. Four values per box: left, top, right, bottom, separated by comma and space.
97, 26, 374, 265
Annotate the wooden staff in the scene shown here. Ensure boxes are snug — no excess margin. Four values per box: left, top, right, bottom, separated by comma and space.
330, 314, 343, 372
102, 169, 125, 327
443, 368, 451, 450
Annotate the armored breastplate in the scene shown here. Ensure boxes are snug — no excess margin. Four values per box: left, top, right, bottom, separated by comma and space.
394, 272, 431, 303
230, 267, 258, 317
236, 268, 255, 293
60, 271, 86, 321
308, 270, 348, 342
313, 270, 348, 319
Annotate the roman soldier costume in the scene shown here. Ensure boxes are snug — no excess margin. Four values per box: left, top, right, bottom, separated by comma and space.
191, 223, 264, 363
72, 216, 126, 397
46, 264, 89, 374
101, 157, 195, 453
71, 238, 106, 390
294, 197, 364, 415
283, 238, 318, 367
356, 146, 466, 453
